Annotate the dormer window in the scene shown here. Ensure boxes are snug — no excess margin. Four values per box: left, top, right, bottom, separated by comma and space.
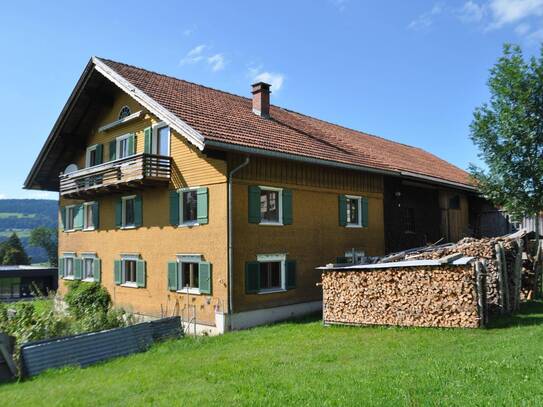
118, 106, 131, 120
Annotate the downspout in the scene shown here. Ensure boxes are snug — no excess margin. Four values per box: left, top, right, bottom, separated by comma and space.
227, 156, 250, 330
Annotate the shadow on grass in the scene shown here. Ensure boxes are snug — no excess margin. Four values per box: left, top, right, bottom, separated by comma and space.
487, 300, 543, 329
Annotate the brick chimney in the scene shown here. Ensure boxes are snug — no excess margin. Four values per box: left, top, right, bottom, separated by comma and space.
252, 82, 271, 118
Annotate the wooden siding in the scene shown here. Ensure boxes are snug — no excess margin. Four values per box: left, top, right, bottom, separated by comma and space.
439, 190, 470, 242
231, 154, 385, 313
231, 155, 383, 194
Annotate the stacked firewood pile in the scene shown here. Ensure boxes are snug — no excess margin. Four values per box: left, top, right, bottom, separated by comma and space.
322, 264, 480, 328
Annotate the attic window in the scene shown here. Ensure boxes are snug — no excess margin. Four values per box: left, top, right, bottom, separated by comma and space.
118, 106, 131, 120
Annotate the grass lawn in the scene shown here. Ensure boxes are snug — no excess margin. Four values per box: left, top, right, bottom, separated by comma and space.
1, 302, 543, 406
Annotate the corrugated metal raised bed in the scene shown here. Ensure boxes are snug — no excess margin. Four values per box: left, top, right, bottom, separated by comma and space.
20, 316, 182, 377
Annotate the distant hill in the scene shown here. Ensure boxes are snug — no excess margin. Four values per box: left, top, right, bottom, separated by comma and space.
0, 199, 58, 264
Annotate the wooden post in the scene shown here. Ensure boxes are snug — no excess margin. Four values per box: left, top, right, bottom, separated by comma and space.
495, 243, 510, 314
0, 333, 18, 380
475, 261, 487, 328
513, 239, 523, 311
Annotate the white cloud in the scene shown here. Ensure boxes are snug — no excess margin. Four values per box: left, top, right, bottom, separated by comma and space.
515, 22, 532, 34
207, 54, 225, 72
0, 194, 5, 199
179, 44, 206, 66
459, 1, 486, 22
252, 70, 285, 92
408, 3, 444, 30
488, 0, 543, 28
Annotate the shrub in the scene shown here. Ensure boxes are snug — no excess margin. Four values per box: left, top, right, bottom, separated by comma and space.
64, 281, 111, 319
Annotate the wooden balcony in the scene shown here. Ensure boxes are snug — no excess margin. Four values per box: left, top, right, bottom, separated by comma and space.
59, 153, 171, 198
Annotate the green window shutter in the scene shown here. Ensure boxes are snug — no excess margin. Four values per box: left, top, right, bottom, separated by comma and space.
167, 261, 178, 291
245, 261, 260, 293
92, 201, 100, 229
286, 260, 296, 289
144, 127, 152, 154
95, 144, 103, 165
114, 260, 122, 285
136, 260, 146, 288
128, 133, 135, 155
109, 140, 117, 161
134, 195, 143, 227
115, 198, 122, 228
169, 190, 180, 226
198, 262, 212, 294
282, 189, 293, 225
93, 258, 101, 282
338, 195, 347, 226
58, 257, 65, 278
197, 187, 209, 225
74, 205, 84, 230
361, 197, 369, 228
74, 258, 82, 280
60, 207, 66, 232
248, 186, 261, 224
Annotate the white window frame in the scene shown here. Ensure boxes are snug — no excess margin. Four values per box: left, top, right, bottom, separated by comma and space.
81, 253, 97, 282
121, 254, 139, 288
176, 254, 202, 294
121, 195, 136, 229
83, 202, 96, 231
152, 121, 171, 156
62, 252, 76, 280
85, 144, 99, 168
179, 187, 199, 227
256, 253, 286, 294
65, 205, 76, 232
259, 186, 283, 226
116, 133, 132, 160
345, 195, 362, 228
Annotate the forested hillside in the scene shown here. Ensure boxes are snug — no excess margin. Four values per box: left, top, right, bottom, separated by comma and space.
0, 199, 58, 263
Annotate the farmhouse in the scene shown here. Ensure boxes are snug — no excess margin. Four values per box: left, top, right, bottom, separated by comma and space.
25, 57, 479, 333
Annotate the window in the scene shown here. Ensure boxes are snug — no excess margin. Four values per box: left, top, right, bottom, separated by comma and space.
181, 262, 199, 290
123, 259, 137, 285
118, 106, 131, 120
260, 187, 282, 224
122, 196, 136, 228
115, 255, 145, 288
86, 145, 98, 167
182, 190, 198, 224
65, 206, 76, 231
64, 256, 75, 279
83, 202, 96, 230
346, 196, 361, 227
449, 195, 460, 210
83, 257, 94, 280
168, 255, 212, 295
153, 123, 170, 156
117, 134, 131, 159
259, 261, 282, 290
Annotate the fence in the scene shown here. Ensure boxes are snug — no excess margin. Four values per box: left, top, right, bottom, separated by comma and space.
20, 316, 182, 377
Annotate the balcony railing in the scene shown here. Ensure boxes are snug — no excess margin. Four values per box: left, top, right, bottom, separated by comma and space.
59, 153, 171, 198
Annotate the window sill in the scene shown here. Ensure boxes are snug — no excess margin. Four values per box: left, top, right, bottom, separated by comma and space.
63, 276, 75, 280
63, 229, 77, 233
120, 225, 137, 230
259, 221, 284, 227
345, 224, 363, 228
257, 288, 287, 295
82, 278, 96, 283
178, 222, 199, 228
121, 282, 138, 288
176, 288, 201, 295
83, 228, 96, 232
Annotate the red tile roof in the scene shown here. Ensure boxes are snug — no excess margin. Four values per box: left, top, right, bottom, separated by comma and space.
100, 58, 473, 188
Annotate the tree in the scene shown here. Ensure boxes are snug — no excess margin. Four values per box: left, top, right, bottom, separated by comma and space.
29, 227, 58, 266
1, 232, 30, 265
470, 44, 543, 235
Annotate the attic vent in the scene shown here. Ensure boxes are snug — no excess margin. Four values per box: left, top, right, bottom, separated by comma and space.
118, 106, 131, 120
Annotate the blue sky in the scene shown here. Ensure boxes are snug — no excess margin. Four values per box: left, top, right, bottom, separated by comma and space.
1, 0, 542, 199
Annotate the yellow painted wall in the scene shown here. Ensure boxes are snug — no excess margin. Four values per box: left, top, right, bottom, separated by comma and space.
59, 92, 228, 325
231, 156, 385, 312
